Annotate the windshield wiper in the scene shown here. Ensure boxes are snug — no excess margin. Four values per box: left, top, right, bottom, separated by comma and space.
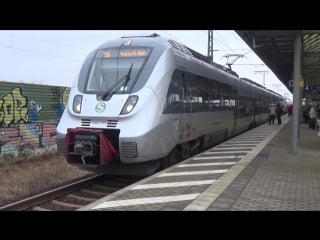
101, 63, 134, 101
122, 62, 133, 93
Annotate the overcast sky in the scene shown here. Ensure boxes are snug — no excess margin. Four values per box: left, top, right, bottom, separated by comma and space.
0, 30, 292, 101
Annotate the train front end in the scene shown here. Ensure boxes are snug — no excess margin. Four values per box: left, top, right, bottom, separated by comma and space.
56, 35, 171, 175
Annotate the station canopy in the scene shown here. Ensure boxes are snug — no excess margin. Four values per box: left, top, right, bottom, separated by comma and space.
236, 30, 320, 102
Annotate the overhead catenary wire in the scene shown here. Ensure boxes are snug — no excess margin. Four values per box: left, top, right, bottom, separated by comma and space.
0, 32, 91, 62
7, 33, 91, 52
0, 43, 83, 62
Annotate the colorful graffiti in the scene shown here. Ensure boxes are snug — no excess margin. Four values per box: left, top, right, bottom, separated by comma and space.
0, 82, 70, 157
0, 87, 30, 127
56, 87, 70, 118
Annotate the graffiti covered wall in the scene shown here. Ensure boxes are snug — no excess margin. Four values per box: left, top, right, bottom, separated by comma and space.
0, 81, 70, 158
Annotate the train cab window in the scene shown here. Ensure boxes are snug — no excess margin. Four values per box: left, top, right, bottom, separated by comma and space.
85, 48, 151, 95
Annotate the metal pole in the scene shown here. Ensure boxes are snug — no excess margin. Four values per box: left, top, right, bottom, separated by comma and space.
208, 30, 213, 63
291, 34, 302, 154
254, 70, 269, 87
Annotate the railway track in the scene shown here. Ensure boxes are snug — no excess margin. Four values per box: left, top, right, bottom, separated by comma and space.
0, 124, 271, 212
0, 174, 141, 211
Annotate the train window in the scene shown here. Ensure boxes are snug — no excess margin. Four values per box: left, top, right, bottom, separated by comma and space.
237, 96, 254, 118
207, 80, 221, 111
255, 98, 262, 115
185, 73, 201, 113
221, 83, 235, 110
163, 70, 185, 114
198, 77, 209, 112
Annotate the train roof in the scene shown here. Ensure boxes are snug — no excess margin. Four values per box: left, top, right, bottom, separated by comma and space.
266, 88, 284, 98
163, 37, 239, 78
240, 78, 266, 89
94, 33, 282, 97
99, 33, 240, 78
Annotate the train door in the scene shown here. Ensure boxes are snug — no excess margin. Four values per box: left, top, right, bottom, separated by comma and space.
232, 86, 239, 134
254, 94, 262, 125
180, 72, 192, 141
221, 83, 236, 136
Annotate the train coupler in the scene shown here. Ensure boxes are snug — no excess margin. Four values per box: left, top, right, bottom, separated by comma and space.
64, 128, 118, 166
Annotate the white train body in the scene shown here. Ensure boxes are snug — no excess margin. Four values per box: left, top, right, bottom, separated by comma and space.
56, 33, 283, 175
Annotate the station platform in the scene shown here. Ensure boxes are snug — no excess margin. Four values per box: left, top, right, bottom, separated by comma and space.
81, 114, 320, 211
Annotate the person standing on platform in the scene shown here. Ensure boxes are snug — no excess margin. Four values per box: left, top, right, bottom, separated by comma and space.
275, 103, 282, 124
302, 105, 308, 123
268, 104, 276, 125
309, 105, 317, 129
287, 104, 293, 116
316, 104, 320, 135
317, 115, 320, 136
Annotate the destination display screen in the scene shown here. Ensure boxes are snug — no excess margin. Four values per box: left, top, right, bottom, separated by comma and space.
97, 48, 151, 59
119, 49, 149, 57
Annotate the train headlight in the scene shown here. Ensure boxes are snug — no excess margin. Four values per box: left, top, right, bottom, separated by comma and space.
120, 95, 138, 115
73, 95, 83, 114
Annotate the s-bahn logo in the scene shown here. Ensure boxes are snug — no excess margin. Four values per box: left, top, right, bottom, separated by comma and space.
95, 102, 106, 113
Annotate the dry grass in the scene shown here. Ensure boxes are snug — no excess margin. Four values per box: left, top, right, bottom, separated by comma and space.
0, 152, 93, 207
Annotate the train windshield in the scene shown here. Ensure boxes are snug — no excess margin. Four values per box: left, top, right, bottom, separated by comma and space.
86, 47, 151, 94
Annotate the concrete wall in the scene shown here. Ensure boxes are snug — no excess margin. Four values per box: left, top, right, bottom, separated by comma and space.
0, 82, 70, 158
